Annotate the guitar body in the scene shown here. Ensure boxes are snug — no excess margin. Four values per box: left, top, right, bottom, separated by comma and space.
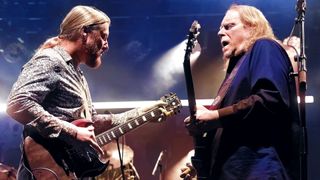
24, 136, 77, 180
23, 93, 181, 179
191, 131, 216, 179
24, 130, 108, 179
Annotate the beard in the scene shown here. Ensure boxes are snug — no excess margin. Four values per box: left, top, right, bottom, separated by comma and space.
84, 39, 103, 68
86, 53, 101, 68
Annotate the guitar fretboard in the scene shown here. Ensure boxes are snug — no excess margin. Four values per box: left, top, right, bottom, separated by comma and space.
96, 108, 163, 146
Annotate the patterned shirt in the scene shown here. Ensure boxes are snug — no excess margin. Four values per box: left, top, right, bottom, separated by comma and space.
7, 46, 139, 139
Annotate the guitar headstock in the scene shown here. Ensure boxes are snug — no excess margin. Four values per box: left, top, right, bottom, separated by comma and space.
189, 20, 201, 38
160, 92, 182, 115
186, 20, 201, 55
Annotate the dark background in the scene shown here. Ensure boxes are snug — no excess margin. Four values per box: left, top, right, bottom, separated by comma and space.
0, 0, 319, 179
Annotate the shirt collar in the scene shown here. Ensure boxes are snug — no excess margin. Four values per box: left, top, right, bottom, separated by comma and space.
53, 46, 73, 63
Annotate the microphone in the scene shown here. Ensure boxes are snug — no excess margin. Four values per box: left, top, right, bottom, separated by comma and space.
296, 0, 306, 14
152, 150, 165, 176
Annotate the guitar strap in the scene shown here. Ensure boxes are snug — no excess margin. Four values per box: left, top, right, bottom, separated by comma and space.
208, 53, 248, 177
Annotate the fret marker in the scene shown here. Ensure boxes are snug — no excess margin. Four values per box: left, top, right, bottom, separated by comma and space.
158, 117, 162, 122
135, 120, 139, 125
107, 134, 111, 140
111, 131, 116, 138
128, 123, 133, 129
151, 111, 155, 117
119, 127, 124, 134
102, 135, 107, 142
142, 116, 147, 121
98, 138, 103, 145
203, 132, 207, 138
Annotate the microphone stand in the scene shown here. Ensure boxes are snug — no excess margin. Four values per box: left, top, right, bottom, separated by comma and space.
152, 151, 164, 180
296, 0, 308, 180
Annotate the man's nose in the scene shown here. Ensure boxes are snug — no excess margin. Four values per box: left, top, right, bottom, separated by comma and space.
217, 28, 225, 38
102, 41, 109, 51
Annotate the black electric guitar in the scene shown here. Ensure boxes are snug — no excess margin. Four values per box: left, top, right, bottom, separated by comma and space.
24, 93, 181, 179
183, 21, 216, 179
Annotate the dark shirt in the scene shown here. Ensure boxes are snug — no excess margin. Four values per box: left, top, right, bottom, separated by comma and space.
213, 39, 300, 179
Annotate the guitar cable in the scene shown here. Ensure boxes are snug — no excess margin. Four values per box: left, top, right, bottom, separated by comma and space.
116, 138, 126, 180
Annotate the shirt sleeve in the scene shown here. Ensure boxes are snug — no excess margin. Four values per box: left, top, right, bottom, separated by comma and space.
6, 54, 77, 139
218, 81, 286, 127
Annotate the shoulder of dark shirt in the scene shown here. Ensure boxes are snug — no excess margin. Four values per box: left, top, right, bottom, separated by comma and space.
251, 38, 290, 63
253, 38, 285, 51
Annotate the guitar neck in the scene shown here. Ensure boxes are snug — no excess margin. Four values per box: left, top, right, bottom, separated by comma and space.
183, 24, 200, 122
96, 108, 163, 147
183, 55, 197, 121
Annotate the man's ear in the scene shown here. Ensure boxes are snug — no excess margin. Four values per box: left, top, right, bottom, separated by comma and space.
83, 26, 91, 33
82, 32, 88, 44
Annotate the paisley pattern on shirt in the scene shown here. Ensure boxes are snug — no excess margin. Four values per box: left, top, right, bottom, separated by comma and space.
7, 46, 139, 139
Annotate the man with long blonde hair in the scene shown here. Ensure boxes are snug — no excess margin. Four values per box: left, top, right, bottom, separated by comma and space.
184, 4, 299, 180
7, 5, 172, 179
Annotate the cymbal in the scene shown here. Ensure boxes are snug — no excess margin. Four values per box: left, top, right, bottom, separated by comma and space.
101, 142, 134, 169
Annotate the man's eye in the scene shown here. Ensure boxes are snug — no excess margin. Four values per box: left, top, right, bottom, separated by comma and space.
100, 33, 108, 41
224, 23, 235, 30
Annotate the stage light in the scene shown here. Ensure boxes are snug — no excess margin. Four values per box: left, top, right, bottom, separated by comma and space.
298, 96, 314, 103
149, 39, 201, 95
0, 103, 6, 113
92, 96, 314, 110
0, 96, 315, 114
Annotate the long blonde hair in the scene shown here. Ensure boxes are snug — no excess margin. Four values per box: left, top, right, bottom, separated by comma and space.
229, 4, 276, 51
39, 5, 110, 50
